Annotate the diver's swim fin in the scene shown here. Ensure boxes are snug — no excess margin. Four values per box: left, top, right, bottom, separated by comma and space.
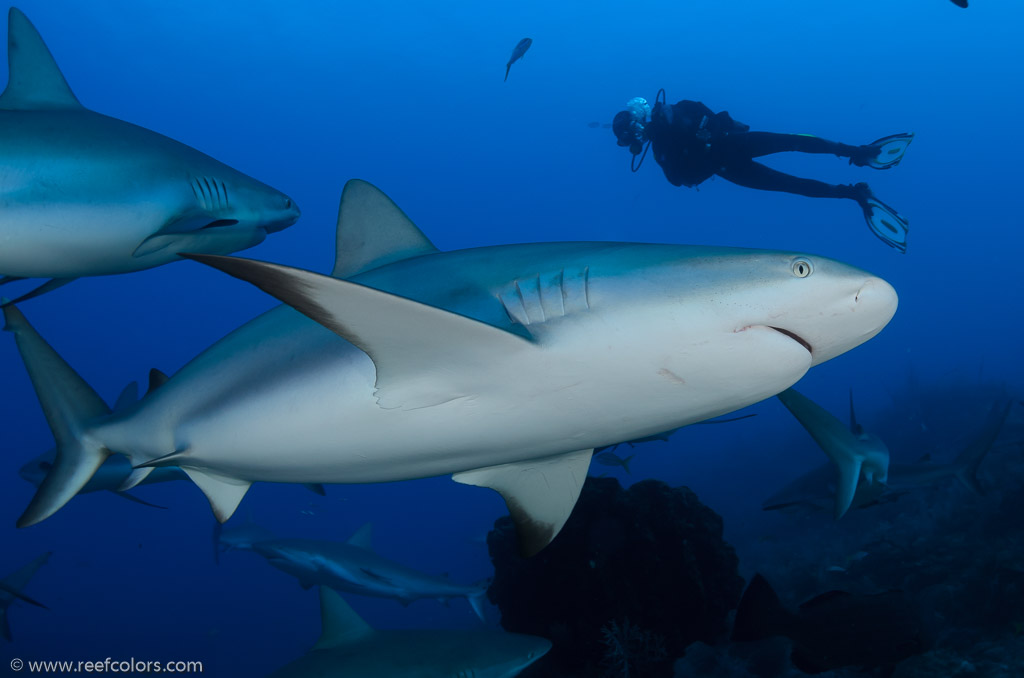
856, 133, 914, 170
859, 189, 909, 253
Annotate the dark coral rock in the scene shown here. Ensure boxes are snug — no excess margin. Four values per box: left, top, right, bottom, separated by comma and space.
487, 477, 744, 677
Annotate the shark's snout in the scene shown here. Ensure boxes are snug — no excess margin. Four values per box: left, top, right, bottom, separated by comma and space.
264, 193, 301, 234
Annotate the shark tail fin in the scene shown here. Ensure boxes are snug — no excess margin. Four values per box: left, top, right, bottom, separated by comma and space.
732, 574, 791, 643
952, 397, 1013, 495
621, 454, 635, 474
3, 305, 111, 527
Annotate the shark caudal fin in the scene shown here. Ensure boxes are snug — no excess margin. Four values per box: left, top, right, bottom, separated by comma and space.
951, 397, 1013, 495
3, 305, 111, 527
777, 388, 889, 519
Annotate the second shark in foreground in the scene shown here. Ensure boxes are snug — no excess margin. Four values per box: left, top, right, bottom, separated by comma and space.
6, 180, 898, 556
267, 587, 549, 677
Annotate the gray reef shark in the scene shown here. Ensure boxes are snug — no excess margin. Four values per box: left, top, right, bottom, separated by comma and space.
774, 388, 891, 519
6, 179, 897, 556
1, 552, 50, 641
267, 586, 550, 677
764, 392, 1012, 516
250, 524, 489, 620
0, 8, 300, 304
213, 518, 276, 565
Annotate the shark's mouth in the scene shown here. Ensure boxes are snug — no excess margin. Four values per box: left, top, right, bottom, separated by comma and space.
769, 326, 813, 355
200, 219, 240, 230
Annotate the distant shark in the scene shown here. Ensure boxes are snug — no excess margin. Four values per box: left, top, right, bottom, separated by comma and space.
267, 586, 550, 677
774, 388, 891, 519
5, 180, 897, 556
764, 392, 1013, 516
1, 552, 50, 641
251, 524, 489, 620
0, 8, 300, 305
213, 517, 276, 565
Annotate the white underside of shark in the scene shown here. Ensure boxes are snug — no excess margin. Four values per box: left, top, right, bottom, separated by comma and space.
5, 180, 898, 555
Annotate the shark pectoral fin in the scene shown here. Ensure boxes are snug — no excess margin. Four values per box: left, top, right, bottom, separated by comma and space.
133, 234, 184, 258
111, 491, 167, 510
346, 523, 373, 551
453, 449, 593, 557
0, 9, 82, 111
183, 254, 537, 410
0, 278, 76, 307
303, 483, 327, 496
4, 305, 112, 527
332, 180, 439, 278
181, 468, 251, 523
119, 466, 155, 491
314, 587, 374, 650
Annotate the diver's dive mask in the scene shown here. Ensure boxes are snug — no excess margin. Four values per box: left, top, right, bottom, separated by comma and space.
613, 97, 651, 155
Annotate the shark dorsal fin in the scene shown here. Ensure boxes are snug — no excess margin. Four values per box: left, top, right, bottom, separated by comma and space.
314, 587, 373, 649
346, 523, 373, 551
112, 382, 139, 413
331, 179, 439, 279
147, 368, 170, 395
0, 9, 82, 111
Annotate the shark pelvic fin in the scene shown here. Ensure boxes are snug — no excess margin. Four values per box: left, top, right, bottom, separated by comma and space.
0, 9, 81, 111
314, 587, 374, 650
303, 483, 326, 496
182, 468, 251, 522
3, 305, 111, 527
119, 466, 155, 491
332, 179, 439, 279
346, 523, 373, 551
453, 448, 593, 557
183, 254, 537, 410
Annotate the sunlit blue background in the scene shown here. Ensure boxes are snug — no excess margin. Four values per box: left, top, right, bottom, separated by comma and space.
2, 0, 1022, 673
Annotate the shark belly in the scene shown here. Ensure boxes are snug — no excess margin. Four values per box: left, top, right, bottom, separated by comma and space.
108, 292, 811, 485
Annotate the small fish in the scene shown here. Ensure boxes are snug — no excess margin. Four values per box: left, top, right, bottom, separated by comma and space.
504, 38, 532, 81
595, 451, 634, 473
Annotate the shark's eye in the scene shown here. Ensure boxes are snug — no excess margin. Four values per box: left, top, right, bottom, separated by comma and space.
791, 258, 813, 278
284, 198, 292, 209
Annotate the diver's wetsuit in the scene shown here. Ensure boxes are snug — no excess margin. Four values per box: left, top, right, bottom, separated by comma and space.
647, 99, 868, 202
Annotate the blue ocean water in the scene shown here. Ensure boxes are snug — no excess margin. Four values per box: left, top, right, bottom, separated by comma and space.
1, 0, 1022, 675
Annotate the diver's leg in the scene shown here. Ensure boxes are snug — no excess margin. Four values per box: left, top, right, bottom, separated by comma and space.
725, 132, 863, 161
716, 160, 861, 199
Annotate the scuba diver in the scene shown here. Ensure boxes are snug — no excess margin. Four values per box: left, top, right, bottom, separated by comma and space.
612, 90, 914, 252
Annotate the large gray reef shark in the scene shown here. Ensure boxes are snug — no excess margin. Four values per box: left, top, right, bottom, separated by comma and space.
267, 586, 550, 677
249, 524, 489, 620
764, 395, 1013, 515
1, 552, 50, 641
5, 180, 897, 556
0, 8, 300, 305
